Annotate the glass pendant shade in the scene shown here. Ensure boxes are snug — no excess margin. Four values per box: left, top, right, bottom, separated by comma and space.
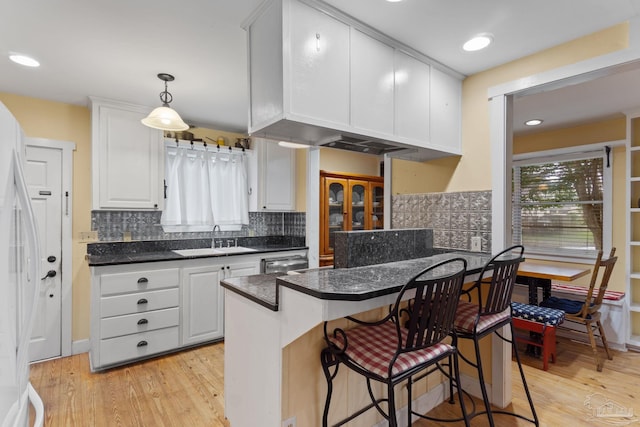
141, 106, 189, 131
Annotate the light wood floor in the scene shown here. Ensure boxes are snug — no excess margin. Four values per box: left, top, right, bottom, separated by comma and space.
30, 338, 639, 426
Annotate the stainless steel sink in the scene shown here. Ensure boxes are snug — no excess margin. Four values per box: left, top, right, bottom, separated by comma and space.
213, 246, 258, 254
173, 247, 257, 257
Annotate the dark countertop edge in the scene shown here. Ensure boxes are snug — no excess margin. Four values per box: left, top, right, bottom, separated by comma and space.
87, 246, 308, 267
276, 278, 406, 301
275, 263, 487, 301
220, 280, 278, 312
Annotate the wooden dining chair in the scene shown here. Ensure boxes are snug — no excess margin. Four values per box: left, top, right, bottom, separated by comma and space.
320, 258, 469, 427
540, 248, 618, 371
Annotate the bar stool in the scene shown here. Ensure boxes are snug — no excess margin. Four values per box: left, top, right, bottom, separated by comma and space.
453, 245, 539, 426
320, 258, 470, 427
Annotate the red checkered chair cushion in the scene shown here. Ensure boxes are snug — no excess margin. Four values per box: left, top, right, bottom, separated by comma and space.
328, 321, 453, 378
454, 300, 511, 334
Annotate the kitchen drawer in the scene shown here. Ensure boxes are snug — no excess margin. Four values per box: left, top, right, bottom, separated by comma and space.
100, 268, 179, 296
100, 307, 179, 339
99, 326, 179, 367
100, 288, 179, 318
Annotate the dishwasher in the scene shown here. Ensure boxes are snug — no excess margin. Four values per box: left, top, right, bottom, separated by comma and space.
261, 255, 308, 274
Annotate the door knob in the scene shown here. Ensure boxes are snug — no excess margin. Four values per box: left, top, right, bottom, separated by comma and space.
41, 270, 57, 280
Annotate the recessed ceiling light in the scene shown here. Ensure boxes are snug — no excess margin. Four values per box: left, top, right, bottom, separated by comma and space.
9, 53, 40, 68
462, 34, 493, 52
525, 119, 543, 126
386, 0, 404, 2
278, 141, 308, 149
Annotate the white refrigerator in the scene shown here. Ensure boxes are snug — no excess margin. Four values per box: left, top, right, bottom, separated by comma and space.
0, 102, 44, 427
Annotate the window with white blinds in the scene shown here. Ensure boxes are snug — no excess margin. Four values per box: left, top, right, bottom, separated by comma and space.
512, 148, 611, 259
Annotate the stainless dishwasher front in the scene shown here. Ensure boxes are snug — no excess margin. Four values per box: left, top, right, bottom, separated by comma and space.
261, 255, 309, 274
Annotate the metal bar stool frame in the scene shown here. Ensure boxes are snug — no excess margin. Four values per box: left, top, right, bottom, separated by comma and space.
454, 245, 539, 426
320, 258, 470, 427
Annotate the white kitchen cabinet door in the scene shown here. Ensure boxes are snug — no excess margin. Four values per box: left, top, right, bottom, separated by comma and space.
181, 263, 226, 346
225, 260, 260, 279
350, 29, 394, 135
91, 97, 163, 210
429, 67, 462, 153
394, 50, 431, 144
249, 138, 296, 211
248, 0, 284, 130
288, 0, 350, 127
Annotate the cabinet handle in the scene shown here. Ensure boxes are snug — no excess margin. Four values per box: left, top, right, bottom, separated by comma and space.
137, 340, 148, 347
137, 298, 148, 305
137, 318, 148, 325
137, 277, 149, 284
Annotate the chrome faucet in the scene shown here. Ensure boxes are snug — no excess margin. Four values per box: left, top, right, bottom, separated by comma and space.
212, 225, 221, 248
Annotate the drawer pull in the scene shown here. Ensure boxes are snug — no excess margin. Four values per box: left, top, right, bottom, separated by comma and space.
137, 277, 149, 284
137, 298, 148, 305
137, 318, 148, 325
137, 340, 148, 347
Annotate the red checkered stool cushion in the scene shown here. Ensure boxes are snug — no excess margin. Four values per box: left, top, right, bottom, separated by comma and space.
511, 302, 564, 371
328, 321, 453, 378
454, 300, 511, 334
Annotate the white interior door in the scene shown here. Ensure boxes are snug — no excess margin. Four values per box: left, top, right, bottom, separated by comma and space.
25, 145, 62, 361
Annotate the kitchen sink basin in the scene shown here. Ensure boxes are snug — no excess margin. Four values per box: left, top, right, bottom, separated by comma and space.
213, 246, 258, 254
173, 247, 257, 257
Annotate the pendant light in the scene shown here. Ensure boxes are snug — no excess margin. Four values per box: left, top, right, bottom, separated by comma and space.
141, 73, 189, 131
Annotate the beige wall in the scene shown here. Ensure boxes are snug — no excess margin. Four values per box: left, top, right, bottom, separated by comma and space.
1, 92, 93, 341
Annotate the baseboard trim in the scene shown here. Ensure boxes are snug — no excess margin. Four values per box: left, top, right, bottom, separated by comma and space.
72, 339, 90, 355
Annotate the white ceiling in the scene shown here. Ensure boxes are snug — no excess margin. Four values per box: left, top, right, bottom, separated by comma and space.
1, 0, 640, 135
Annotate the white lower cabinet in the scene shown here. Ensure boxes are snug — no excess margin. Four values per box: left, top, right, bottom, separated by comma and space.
181, 264, 225, 346
182, 260, 259, 346
90, 256, 261, 371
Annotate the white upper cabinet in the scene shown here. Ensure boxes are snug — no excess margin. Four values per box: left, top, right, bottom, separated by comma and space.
394, 50, 430, 144
288, 0, 350, 127
248, 138, 296, 211
350, 29, 394, 135
245, 0, 463, 160
90, 97, 163, 210
430, 67, 462, 153
248, 0, 284, 129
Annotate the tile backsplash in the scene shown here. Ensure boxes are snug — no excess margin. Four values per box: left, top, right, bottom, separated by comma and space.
91, 210, 306, 242
391, 190, 492, 252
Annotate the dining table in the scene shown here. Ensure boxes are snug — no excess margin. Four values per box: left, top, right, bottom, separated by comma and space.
516, 262, 591, 305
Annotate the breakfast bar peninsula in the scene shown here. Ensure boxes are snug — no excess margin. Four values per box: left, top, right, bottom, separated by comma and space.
221, 250, 491, 427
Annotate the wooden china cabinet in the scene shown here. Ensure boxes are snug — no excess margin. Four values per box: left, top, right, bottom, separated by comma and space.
320, 171, 384, 266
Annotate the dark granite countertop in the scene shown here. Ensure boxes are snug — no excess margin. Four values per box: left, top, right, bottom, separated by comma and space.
86, 236, 307, 266
221, 251, 493, 311
220, 273, 281, 311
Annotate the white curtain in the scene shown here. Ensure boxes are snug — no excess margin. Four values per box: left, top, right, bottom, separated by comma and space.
162, 146, 249, 232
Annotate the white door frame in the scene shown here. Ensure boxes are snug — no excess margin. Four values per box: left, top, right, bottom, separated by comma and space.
489, 18, 640, 406
25, 137, 75, 358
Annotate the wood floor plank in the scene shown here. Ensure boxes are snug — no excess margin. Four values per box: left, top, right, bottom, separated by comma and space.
30, 339, 639, 426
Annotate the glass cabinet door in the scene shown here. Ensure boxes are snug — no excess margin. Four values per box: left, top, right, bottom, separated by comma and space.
349, 180, 368, 231
324, 178, 347, 254
370, 182, 384, 230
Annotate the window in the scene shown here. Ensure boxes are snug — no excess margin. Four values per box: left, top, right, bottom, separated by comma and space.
162, 142, 249, 232
512, 146, 611, 259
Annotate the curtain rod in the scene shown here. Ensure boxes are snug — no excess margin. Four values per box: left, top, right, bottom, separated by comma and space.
165, 139, 247, 153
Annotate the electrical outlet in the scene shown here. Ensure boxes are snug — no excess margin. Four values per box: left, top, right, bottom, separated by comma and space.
282, 417, 296, 427
471, 236, 482, 252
